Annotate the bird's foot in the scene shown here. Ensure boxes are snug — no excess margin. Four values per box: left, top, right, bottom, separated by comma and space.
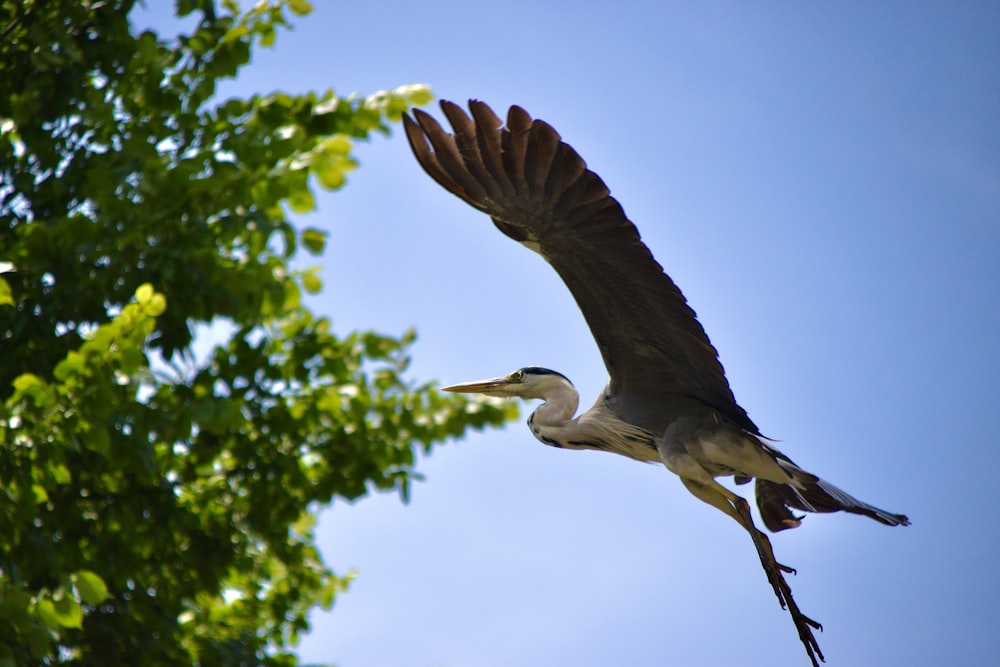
759, 547, 825, 665
739, 501, 825, 666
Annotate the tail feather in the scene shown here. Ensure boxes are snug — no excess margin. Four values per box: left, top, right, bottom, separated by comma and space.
756, 480, 806, 532
755, 468, 910, 533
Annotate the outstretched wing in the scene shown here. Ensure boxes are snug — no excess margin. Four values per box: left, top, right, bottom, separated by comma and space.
404, 100, 755, 432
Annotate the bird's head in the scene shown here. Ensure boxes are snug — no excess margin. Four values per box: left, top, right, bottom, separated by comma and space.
442, 367, 573, 401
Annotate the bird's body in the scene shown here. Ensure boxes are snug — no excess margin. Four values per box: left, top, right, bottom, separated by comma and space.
533, 385, 660, 463
404, 100, 909, 667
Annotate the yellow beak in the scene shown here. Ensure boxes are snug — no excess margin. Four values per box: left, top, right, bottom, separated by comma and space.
441, 377, 515, 396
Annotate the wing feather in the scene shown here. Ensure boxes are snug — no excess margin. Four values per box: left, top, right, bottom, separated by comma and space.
525, 120, 561, 200
467, 101, 516, 199
410, 109, 489, 204
439, 103, 504, 203
404, 100, 755, 432
404, 111, 475, 207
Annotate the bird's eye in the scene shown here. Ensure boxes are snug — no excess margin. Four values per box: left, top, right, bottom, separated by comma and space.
512, 370, 524, 381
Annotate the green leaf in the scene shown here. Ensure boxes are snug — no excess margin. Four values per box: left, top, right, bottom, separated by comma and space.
74, 571, 110, 605
315, 163, 345, 190
36, 599, 60, 631
287, 0, 314, 16
120, 346, 147, 375
324, 134, 352, 155
291, 512, 316, 539
287, 187, 316, 213
0, 276, 13, 307
135, 283, 154, 304
53, 352, 85, 382
52, 595, 83, 629
222, 24, 250, 45
52, 464, 72, 485
259, 24, 276, 48
398, 83, 434, 106
11, 374, 51, 407
282, 281, 302, 311
84, 427, 110, 456
25, 625, 52, 659
301, 228, 327, 255
301, 267, 323, 294
12, 373, 45, 394
146, 293, 167, 316
32, 484, 49, 504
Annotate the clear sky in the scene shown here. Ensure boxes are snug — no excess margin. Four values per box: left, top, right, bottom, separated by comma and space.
139, 2, 999, 666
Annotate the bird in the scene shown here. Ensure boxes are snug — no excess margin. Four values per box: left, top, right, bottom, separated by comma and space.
403, 99, 909, 667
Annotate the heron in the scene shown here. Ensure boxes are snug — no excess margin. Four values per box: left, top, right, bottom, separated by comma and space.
403, 100, 909, 666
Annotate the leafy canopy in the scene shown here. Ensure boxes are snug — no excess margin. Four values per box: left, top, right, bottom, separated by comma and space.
0, 1, 514, 665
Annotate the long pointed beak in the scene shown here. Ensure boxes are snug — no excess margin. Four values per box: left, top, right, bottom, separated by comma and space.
441, 377, 513, 396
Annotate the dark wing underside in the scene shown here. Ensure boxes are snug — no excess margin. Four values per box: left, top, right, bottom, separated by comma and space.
404, 100, 756, 433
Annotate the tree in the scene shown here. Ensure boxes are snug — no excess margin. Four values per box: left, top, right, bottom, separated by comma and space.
0, 1, 515, 664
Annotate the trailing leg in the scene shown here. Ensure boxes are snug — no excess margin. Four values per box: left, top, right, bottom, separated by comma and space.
680, 478, 825, 666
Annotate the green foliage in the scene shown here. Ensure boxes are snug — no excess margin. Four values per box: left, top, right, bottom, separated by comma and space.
0, 1, 516, 665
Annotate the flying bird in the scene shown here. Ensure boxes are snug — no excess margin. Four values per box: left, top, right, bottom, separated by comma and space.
403, 100, 909, 666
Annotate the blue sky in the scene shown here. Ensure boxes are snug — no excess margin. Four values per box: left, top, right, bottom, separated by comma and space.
139, 3, 999, 665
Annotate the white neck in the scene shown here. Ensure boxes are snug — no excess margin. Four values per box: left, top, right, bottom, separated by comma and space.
529, 380, 579, 427
528, 387, 660, 463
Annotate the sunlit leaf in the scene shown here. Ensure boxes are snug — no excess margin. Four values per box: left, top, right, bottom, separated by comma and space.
315, 163, 345, 190
397, 83, 433, 106
74, 571, 110, 605
147, 293, 167, 316
53, 352, 84, 381
0, 276, 13, 306
287, 0, 314, 16
32, 484, 49, 504
259, 24, 276, 48
52, 595, 83, 629
35, 599, 60, 631
301, 267, 323, 294
51, 464, 72, 485
324, 135, 352, 155
287, 187, 316, 213
135, 283, 154, 304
